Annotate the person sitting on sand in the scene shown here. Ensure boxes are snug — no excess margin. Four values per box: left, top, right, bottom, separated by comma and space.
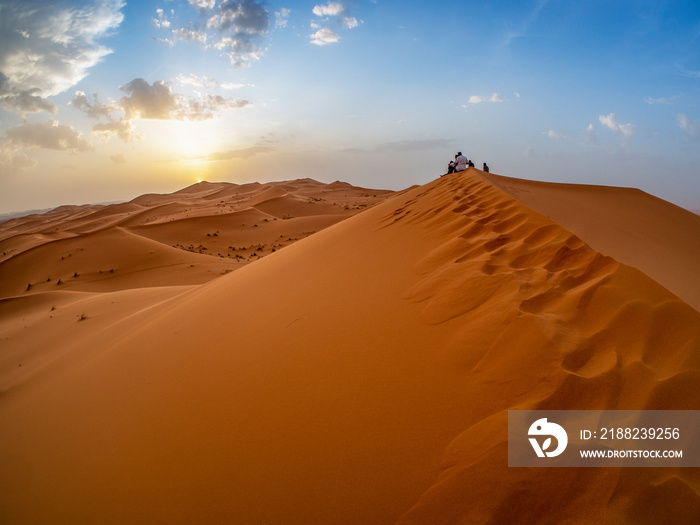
483, 163, 490, 173
468, 159, 475, 168
454, 152, 468, 172
445, 159, 455, 175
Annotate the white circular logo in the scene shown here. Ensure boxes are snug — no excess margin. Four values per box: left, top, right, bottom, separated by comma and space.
528, 418, 568, 457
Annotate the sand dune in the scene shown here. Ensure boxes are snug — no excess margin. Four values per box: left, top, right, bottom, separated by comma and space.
0, 178, 392, 277
0, 170, 698, 524
484, 173, 700, 312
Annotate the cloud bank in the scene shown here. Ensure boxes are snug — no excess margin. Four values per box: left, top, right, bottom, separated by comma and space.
69, 78, 252, 142
0, 0, 125, 113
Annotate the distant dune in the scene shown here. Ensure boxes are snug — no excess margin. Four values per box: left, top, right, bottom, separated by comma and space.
0, 209, 54, 223
0, 179, 393, 296
0, 170, 698, 524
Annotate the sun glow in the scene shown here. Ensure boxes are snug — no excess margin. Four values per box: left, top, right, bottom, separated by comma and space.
152, 119, 227, 166
172, 122, 210, 160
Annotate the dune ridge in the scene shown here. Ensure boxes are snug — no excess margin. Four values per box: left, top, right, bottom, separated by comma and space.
484, 172, 700, 312
1, 170, 698, 523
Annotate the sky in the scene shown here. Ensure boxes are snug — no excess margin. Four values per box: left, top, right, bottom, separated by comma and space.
1, 0, 700, 213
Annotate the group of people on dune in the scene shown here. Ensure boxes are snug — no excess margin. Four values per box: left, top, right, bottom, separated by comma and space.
444, 152, 489, 175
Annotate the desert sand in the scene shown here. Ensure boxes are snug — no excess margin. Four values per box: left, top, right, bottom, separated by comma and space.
0, 170, 698, 524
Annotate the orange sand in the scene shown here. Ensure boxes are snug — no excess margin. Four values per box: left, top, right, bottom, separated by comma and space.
484, 172, 700, 312
0, 170, 698, 524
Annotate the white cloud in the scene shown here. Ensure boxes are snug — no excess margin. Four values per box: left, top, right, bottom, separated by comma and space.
221, 82, 254, 90
189, 0, 216, 10
546, 130, 569, 139
598, 113, 616, 130
0, 0, 125, 103
599, 112, 635, 138
153, 8, 171, 29
0, 72, 57, 114
206, 1, 269, 34
275, 8, 291, 29
309, 2, 358, 45
110, 153, 127, 164
678, 67, 700, 79
120, 79, 179, 120
120, 78, 252, 121
6, 119, 93, 152
156, 1, 271, 67
185, 94, 252, 120
93, 118, 140, 142
677, 113, 699, 140
175, 74, 218, 88
645, 96, 675, 105
70, 91, 118, 119
173, 28, 208, 45
70, 90, 139, 141
465, 93, 504, 105
311, 28, 340, 46
313, 3, 344, 17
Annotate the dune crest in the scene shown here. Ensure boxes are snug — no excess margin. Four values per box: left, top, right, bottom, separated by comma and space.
1, 170, 698, 524
484, 172, 700, 312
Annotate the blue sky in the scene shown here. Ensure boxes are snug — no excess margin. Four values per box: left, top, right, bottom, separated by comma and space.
1, 0, 699, 213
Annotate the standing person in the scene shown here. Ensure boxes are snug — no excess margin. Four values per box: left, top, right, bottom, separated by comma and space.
454, 152, 468, 172
482, 163, 490, 173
